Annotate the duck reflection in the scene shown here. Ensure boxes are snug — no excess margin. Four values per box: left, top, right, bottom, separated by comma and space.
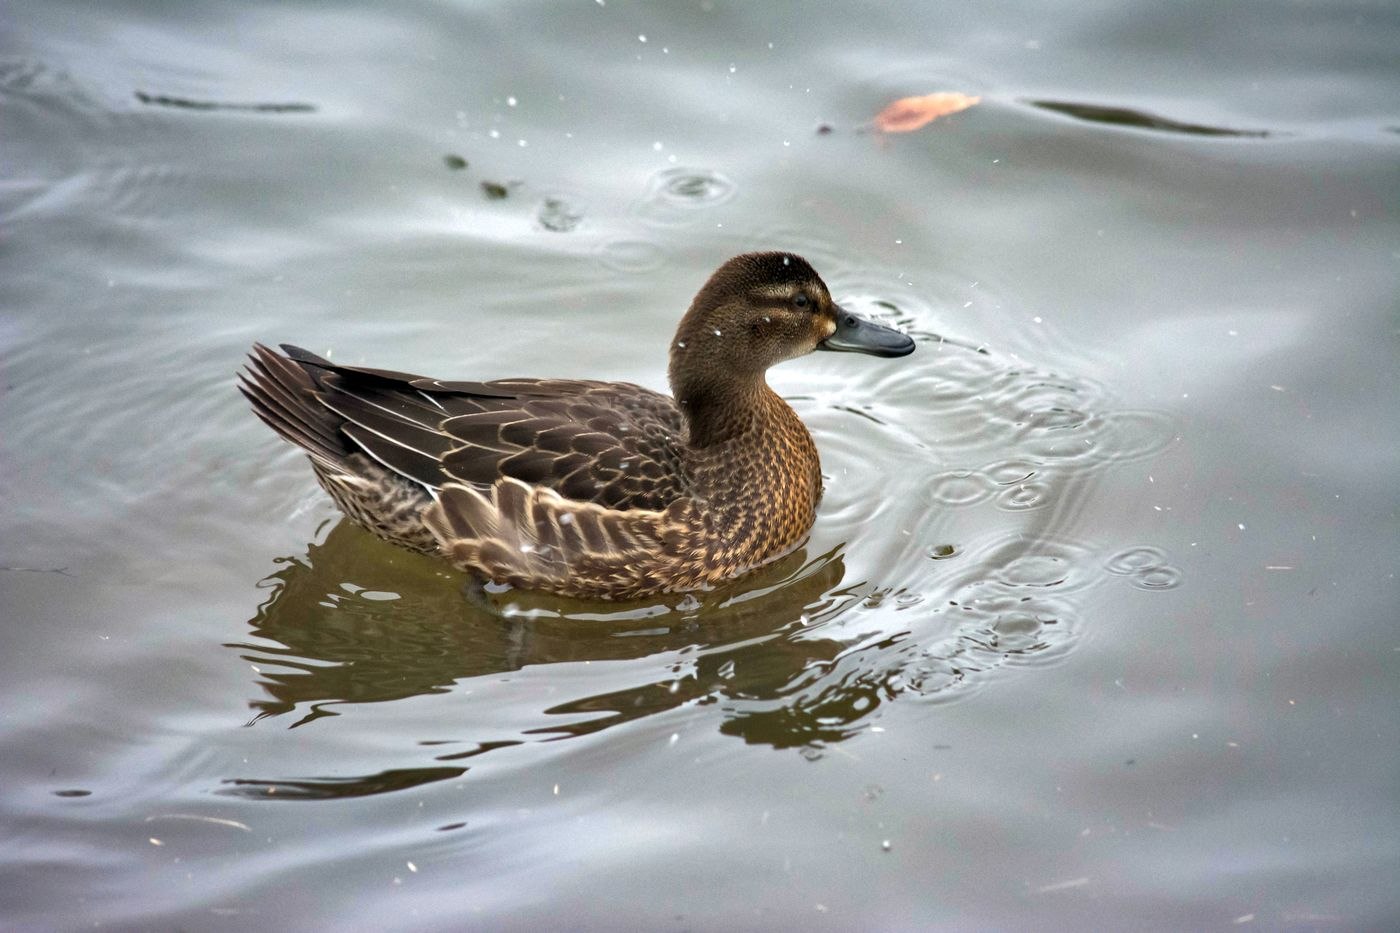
226, 520, 875, 797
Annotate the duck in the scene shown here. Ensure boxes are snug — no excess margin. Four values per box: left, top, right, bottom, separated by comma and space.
241, 252, 915, 600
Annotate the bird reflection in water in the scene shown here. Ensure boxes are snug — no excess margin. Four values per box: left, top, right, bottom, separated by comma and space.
223, 519, 875, 799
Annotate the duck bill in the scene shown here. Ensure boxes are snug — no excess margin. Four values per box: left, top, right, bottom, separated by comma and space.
819, 307, 916, 357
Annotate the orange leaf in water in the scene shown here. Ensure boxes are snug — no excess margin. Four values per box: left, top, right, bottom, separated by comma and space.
873, 92, 981, 133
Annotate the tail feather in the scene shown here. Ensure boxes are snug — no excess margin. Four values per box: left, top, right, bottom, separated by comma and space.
241, 343, 351, 467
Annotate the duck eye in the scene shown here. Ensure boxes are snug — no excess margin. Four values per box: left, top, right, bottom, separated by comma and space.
793, 293, 811, 310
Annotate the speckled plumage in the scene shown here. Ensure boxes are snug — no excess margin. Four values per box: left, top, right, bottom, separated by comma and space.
241, 252, 914, 600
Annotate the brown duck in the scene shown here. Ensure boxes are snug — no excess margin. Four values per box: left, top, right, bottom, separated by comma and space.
241, 252, 914, 600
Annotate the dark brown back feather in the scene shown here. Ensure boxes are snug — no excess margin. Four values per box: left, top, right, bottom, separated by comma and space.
244, 344, 691, 508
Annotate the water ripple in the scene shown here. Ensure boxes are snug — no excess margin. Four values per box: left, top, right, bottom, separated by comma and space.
924, 470, 993, 508
994, 479, 1053, 512
1105, 546, 1184, 590
649, 166, 736, 206
634, 167, 737, 228
593, 238, 667, 273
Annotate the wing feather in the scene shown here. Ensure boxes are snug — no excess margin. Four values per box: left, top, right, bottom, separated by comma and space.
244, 345, 691, 509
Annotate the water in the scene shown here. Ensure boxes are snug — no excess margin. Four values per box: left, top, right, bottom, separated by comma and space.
3, 0, 1398, 927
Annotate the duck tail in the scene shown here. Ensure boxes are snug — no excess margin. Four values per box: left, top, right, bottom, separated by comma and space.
239, 343, 351, 468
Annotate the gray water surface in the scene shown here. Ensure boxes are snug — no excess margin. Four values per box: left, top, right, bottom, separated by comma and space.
3, 0, 1398, 928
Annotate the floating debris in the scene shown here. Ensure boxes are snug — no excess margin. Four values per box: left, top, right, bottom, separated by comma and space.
537, 196, 584, 232
872, 92, 981, 133
1029, 100, 1270, 138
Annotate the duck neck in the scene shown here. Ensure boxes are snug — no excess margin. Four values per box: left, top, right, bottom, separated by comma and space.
673, 375, 772, 449
674, 374, 822, 559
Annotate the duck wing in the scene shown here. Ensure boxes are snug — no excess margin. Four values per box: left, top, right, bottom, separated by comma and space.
247, 345, 691, 511
426, 479, 717, 599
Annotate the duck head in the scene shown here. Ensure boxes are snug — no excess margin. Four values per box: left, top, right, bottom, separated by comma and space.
669, 251, 914, 386
668, 252, 915, 445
